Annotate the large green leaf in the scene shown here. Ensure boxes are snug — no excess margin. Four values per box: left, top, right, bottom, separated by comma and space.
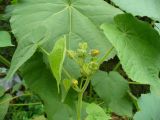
21, 53, 76, 120
5, 27, 46, 80
85, 103, 111, 120
92, 71, 133, 117
134, 93, 160, 120
48, 37, 66, 92
0, 94, 12, 120
6, 0, 122, 80
101, 14, 160, 91
0, 31, 12, 47
112, 0, 160, 21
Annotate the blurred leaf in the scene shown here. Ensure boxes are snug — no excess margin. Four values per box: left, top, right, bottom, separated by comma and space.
0, 94, 12, 120
92, 71, 133, 117
0, 31, 12, 48
134, 93, 160, 120
155, 23, 160, 33
112, 0, 160, 21
32, 115, 46, 120
21, 53, 76, 120
0, 86, 5, 97
61, 79, 72, 102
85, 103, 111, 120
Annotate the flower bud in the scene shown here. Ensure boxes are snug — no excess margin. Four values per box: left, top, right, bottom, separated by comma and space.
72, 79, 78, 86
67, 50, 76, 59
80, 64, 92, 76
90, 49, 100, 57
77, 49, 87, 58
79, 42, 88, 50
89, 62, 99, 71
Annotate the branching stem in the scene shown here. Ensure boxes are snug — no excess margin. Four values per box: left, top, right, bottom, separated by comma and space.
77, 77, 90, 120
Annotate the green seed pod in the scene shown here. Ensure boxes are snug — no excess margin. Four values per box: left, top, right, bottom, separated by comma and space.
77, 49, 87, 58
67, 50, 76, 59
79, 42, 88, 50
80, 64, 92, 76
89, 62, 99, 71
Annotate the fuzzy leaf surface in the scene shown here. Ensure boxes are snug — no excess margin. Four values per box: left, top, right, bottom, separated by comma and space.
134, 93, 160, 120
21, 53, 76, 120
101, 14, 160, 91
0, 31, 12, 47
92, 71, 133, 117
6, 0, 122, 79
112, 0, 160, 21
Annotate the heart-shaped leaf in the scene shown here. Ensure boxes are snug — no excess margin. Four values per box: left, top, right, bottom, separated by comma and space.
101, 14, 160, 91
92, 71, 133, 117
0, 31, 12, 48
6, 0, 122, 80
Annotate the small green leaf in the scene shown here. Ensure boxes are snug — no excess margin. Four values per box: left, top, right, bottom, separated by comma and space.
134, 93, 160, 120
92, 71, 133, 117
85, 103, 111, 120
0, 31, 12, 48
0, 94, 12, 120
48, 37, 66, 92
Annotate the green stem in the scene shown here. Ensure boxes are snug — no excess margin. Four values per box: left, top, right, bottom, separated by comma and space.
89, 83, 93, 99
98, 47, 114, 66
0, 93, 32, 105
63, 67, 72, 79
77, 92, 83, 120
39, 47, 49, 56
0, 55, 10, 67
113, 62, 121, 71
128, 91, 140, 111
10, 102, 42, 106
77, 77, 90, 120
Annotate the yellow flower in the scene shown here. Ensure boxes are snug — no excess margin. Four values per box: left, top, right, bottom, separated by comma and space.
90, 49, 100, 57
72, 79, 78, 86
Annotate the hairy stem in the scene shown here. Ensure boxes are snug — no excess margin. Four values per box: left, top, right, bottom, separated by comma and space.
77, 92, 83, 120
77, 77, 90, 120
